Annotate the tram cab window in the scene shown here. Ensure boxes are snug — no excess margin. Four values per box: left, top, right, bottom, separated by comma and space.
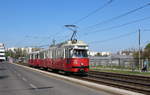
72, 49, 88, 58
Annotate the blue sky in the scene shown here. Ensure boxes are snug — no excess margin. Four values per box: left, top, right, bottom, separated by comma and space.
0, 0, 150, 52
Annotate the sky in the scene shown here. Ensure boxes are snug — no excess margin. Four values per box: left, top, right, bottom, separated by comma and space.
0, 0, 150, 52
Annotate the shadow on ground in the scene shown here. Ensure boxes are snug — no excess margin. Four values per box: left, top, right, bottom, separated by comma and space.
0, 75, 9, 80
0, 68, 6, 71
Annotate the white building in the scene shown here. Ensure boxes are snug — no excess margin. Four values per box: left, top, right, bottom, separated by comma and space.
100, 52, 111, 56
88, 51, 111, 57
0, 43, 6, 61
88, 51, 98, 56
21, 47, 33, 53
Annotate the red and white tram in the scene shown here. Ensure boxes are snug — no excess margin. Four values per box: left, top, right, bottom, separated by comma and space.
27, 40, 89, 74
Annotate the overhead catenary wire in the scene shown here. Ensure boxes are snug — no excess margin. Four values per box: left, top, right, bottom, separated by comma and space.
143, 29, 150, 31
85, 2, 150, 29
51, 25, 73, 43
89, 31, 137, 44
14, 36, 29, 47
73, 0, 114, 24
24, 32, 69, 48
82, 16, 150, 36
26, 35, 51, 39
25, 31, 63, 45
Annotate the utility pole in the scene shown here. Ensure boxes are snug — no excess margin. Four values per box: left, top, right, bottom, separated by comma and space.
138, 29, 141, 71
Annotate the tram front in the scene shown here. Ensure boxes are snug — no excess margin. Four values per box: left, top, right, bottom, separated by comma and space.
69, 41, 89, 74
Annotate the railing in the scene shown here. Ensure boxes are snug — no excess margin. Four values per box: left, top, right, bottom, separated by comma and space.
89, 57, 150, 72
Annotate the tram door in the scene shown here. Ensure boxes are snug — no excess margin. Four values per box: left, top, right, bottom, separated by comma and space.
65, 48, 71, 64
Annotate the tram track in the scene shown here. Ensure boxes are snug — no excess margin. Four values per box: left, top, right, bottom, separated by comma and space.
75, 71, 150, 94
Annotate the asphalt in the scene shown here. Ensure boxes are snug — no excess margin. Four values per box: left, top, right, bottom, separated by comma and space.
0, 62, 113, 95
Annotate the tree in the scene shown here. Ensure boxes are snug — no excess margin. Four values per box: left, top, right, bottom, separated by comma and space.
145, 43, 150, 49
133, 43, 150, 59
32, 48, 41, 52
5, 50, 15, 58
143, 43, 150, 58
95, 52, 101, 56
5, 48, 27, 59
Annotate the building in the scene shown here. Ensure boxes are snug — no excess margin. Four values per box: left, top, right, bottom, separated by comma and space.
88, 51, 111, 57
117, 48, 137, 56
100, 52, 111, 56
88, 51, 98, 56
0, 43, 6, 61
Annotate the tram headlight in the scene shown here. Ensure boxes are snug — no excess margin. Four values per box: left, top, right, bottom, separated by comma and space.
81, 63, 84, 66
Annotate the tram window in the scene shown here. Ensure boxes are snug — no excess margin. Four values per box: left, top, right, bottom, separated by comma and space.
65, 49, 68, 58
33, 54, 35, 59
45, 51, 48, 58
48, 50, 50, 58
37, 54, 39, 59
54, 49, 57, 59
59, 48, 63, 58
55, 49, 57, 58
44, 52, 46, 59
52, 49, 54, 58
32, 54, 34, 59
48, 50, 52, 58
27, 55, 29, 60
31, 54, 33, 59
40, 52, 44, 59
63, 49, 65, 58
72, 49, 88, 58
61, 49, 64, 58
50, 50, 52, 58
35, 54, 37, 59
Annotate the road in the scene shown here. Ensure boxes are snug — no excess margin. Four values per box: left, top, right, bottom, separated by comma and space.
0, 62, 113, 95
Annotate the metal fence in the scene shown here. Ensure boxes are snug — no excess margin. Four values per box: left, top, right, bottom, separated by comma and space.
89, 56, 150, 71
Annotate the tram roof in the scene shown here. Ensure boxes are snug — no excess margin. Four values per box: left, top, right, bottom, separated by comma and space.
50, 40, 88, 48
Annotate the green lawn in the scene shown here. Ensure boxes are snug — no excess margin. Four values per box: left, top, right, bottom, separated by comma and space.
90, 66, 150, 76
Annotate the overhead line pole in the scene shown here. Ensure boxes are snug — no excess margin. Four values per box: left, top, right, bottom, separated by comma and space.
138, 29, 141, 71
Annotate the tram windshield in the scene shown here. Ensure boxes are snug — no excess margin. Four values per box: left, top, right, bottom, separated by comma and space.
72, 49, 88, 58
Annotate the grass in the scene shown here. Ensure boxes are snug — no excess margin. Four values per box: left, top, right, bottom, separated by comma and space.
90, 66, 150, 76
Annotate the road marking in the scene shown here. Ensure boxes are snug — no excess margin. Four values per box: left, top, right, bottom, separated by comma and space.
22, 77, 27, 82
30, 84, 37, 89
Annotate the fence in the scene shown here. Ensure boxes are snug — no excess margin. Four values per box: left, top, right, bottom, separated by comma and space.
89, 56, 150, 72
